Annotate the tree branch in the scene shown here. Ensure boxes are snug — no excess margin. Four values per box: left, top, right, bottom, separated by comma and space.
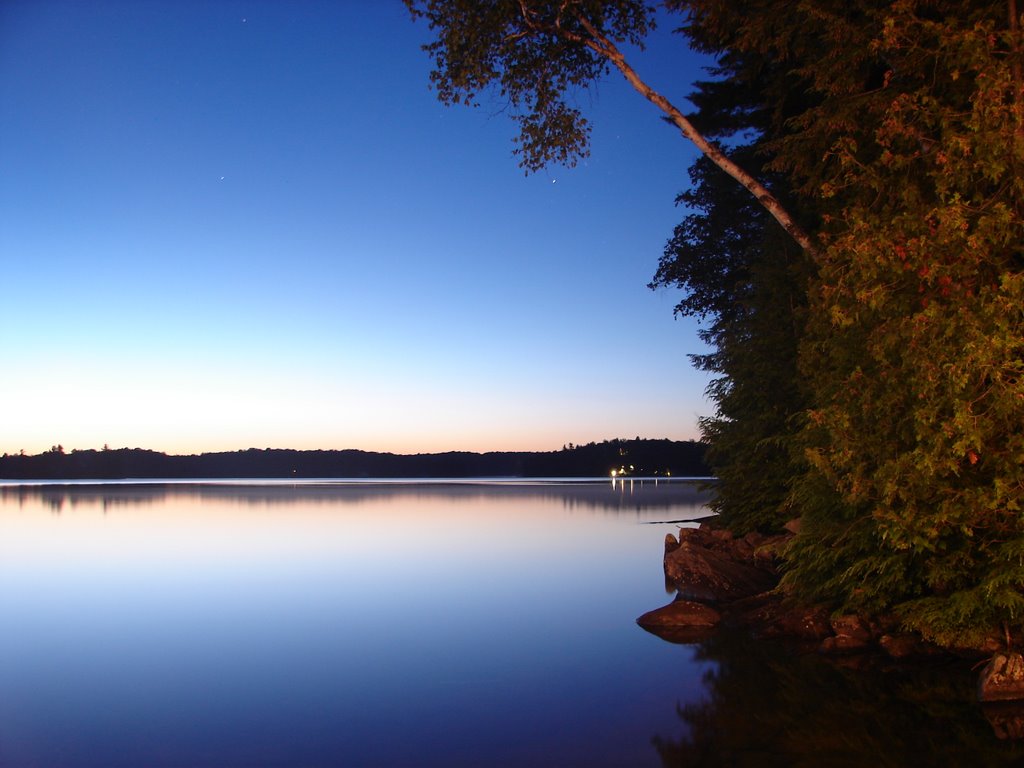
572, 11, 819, 257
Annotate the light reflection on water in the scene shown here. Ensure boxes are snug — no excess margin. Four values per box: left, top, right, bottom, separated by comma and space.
0, 480, 1019, 767
0, 479, 712, 767
0, 477, 713, 515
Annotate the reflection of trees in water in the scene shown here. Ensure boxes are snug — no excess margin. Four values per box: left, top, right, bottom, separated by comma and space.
0, 485, 162, 514
653, 631, 1024, 767
0, 480, 713, 515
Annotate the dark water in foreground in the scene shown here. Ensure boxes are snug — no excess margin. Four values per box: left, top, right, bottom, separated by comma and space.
0, 480, 1020, 767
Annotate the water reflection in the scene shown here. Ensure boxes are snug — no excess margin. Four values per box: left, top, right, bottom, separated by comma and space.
652, 630, 1024, 766
0, 477, 713, 516
3, 481, 1016, 766
0, 480, 712, 767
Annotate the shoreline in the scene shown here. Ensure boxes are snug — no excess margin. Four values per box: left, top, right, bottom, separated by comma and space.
637, 518, 1024, 717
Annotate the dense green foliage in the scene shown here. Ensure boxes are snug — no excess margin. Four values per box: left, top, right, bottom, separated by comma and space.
780, 1, 1023, 647
653, 156, 811, 532
650, 55, 816, 532
407, 0, 1024, 648
671, 0, 1024, 647
674, 0, 1024, 647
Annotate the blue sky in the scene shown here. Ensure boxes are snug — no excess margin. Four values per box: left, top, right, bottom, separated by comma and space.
0, 0, 714, 456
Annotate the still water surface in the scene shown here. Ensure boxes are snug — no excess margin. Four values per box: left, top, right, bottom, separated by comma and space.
0, 480, 1018, 766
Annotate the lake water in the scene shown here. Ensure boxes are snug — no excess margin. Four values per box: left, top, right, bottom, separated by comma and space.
0, 480, 1020, 767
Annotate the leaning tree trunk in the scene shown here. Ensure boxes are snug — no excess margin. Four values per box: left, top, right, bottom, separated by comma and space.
572, 12, 819, 257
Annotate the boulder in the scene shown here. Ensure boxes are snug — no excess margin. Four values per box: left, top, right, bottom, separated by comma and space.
877, 632, 948, 660
879, 633, 926, 660
664, 532, 680, 555
751, 534, 790, 567
729, 536, 755, 561
866, 613, 901, 638
978, 653, 1024, 702
645, 520, 958, 658
636, 599, 722, 644
819, 614, 874, 654
742, 531, 768, 548
728, 592, 832, 642
664, 537, 778, 603
709, 528, 735, 543
983, 702, 1024, 740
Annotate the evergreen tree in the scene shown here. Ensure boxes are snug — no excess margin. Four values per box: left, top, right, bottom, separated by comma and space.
652, 154, 811, 533
778, 0, 1024, 647
681, 0, 1024, 646
406, 0, 1024, 647
650, 29, 819, 533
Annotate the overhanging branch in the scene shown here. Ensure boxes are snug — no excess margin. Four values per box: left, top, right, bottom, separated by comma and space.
568, 11, 819, 257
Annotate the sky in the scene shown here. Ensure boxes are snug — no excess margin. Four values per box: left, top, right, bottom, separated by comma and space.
0, 0, 715, 456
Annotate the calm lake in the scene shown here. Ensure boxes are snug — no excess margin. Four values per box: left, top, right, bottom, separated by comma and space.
0, 480, 1019, 767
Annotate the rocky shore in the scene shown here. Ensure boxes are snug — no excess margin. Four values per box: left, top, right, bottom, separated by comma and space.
637, 519, 1024, 708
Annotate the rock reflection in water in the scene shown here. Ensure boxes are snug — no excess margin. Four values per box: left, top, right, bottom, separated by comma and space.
651, 630, 1024, 766
983, 702, 1024, 741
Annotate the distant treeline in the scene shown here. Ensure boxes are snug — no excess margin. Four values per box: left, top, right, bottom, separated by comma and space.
0, 439, 708, 480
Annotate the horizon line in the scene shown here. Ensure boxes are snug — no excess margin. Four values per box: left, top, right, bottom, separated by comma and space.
3, 436, 704, 460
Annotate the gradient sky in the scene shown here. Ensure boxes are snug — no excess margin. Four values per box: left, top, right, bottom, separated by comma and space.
0, 0, 714, 456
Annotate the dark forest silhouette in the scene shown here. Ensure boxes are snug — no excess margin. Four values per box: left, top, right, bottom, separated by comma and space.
0, 438, 707, 480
